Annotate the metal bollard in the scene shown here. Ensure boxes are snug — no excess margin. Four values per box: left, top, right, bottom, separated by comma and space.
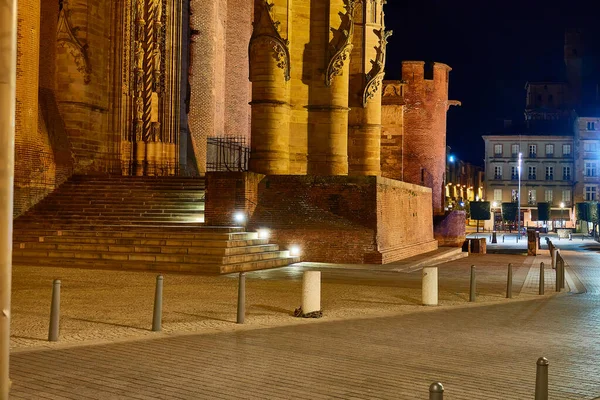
48, 279, 61, 342
539, 262, 545, 295
152, 275, 163, 332
569, 233, 572, 241
506, 263, 513, 299
555, 254, 561, 293
502, 235, 505, 243
429, 382, 444, 400
237, 272, 246, 324
535, 357, 549, 400
560, 258, 565, 290
469, 265, 476, 302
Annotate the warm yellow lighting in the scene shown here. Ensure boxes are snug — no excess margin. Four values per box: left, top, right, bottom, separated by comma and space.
234, 212, 246, 224
257, 229, 270, 239
560, 202, 565, 208
492, 201, 498, 208
289, 245, 301, 257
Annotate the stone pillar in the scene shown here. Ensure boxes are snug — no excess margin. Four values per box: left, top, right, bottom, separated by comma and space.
248, 0, 291, 174
348, 0, 389, 176
0, 1, 16, 396
306, 0, 352, 176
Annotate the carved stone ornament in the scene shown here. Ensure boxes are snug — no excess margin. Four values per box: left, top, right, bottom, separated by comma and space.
325, 0, 357, 87
249, 0, 291, 81
382, 82, 403, 98
362, 29, 392, 106
57, 0, 92, 84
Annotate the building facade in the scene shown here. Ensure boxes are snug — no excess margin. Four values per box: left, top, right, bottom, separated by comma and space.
482, 134, 575, 229
574, 116, 600, 204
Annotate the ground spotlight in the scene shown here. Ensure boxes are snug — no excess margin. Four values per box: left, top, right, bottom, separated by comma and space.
257, 229, 270, 239
234, 212, 246, 224
289, 245, 301, 257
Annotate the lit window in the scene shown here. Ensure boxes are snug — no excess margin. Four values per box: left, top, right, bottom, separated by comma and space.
529, 144, 537, 157
511, 144, 519, 156
562, 144, 571, 156
585, 162, 597, 177
563, 166, 571, 180
545, 144, 554, 156
494, 189, 502, 201
528, 166, 536, 180
585, 185, 597, 201
545, 166, 554, 180
494, 166, 502, 179
511, 189, 518, 202
545, 190, 553, 203
528, 190, 536, 205
494, 144, 503, 156
562, 189, 571, 203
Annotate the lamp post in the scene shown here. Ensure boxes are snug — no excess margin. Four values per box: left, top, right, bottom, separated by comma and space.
517, 152, 522, 241
560, 202, 565, 228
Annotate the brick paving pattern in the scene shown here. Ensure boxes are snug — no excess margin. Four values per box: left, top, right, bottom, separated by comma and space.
8, 237, 600, 399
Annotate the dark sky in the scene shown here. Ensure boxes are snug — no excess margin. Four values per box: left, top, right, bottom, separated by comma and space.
383, 0, 600, 166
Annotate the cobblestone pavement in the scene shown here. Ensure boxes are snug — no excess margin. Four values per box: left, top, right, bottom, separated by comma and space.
8, 239, 600, 399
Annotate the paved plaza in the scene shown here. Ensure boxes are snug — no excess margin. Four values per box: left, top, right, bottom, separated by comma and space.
7, 236, 600, 399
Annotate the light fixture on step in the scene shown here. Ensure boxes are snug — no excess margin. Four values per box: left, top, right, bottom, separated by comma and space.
289, 245, 301, 257
234, 212, 246, 224
257, 229, 270, 239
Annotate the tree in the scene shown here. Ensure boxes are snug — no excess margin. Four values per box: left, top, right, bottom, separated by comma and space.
502, 202, 518, 232
470, 201, 490, 233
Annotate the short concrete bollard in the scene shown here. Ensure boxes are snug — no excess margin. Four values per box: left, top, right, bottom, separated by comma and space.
506, 263, 513, 299
535, 357, 549, 400
422, 267, 438, 306
550, 247, 557, 270
469, 265, 476, 302
48, 279, 61, 342
237, 272, 246, 324
555, 250, 561, 292
539, 262, 545, 295
429, 382, 444, 400
152, 275, 163, 332
302, 271, 321, 314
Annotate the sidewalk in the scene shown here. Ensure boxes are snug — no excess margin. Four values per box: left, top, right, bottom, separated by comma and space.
10, 240, 551, 350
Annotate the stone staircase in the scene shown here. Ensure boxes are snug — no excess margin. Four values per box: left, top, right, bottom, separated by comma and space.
12, 175, 299, 274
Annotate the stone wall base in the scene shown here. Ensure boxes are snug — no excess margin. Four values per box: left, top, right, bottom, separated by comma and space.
205, 172, 437, 264
434, 211, 466, 247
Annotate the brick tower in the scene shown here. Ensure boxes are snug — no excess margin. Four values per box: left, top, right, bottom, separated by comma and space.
400, 61, 453, 215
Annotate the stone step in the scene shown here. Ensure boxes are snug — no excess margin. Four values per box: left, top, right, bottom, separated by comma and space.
15, 216, 205, 223
12, 248, 285, 265
13, 229, 256, 240
27, 205, 204, 211
14, 241, 279, 255
13, 235, 270, 248
11, 255, 300, 274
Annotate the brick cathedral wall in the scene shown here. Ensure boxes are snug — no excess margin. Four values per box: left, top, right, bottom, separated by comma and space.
224, 0, 251, 140
381, 102, 404, 180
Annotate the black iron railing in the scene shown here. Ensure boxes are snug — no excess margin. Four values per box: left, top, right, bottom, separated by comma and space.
206, 136, 249, 172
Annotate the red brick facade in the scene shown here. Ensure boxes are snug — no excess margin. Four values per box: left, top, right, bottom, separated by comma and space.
205, 173, 437, 264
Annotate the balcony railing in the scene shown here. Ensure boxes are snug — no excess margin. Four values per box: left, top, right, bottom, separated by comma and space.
546, 153, 553, 158
494, 152, 503, 157
511, 174, 518, 180
511, 153, 519, 158
563, 175, 571, 181
529, 153, 537, 158
494, 175, 502, 180
528, 174, 536, 180
545, 175, 553, 181
528, 200, 537, 205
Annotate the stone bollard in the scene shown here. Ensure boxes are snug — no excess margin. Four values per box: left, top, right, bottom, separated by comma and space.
429, 382, 444, 400
152, 275, 163, 332
237, 272, 246, 324
550, 247, 557, 270
506, 263, 513, 299
555, 250, 561, 292
535, 357, 549, 400
502, 235, 505, 243
469, 265, 476, 302
569, 233, 572, 241
559, 257, 565, 290
492, 231, 497, 243
48, 279, 61, 342
539, 262, 545, 295
422, 267, 438, 306
302, 271, 321, 315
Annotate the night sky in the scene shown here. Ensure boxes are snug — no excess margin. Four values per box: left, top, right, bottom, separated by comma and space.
384, 0, 600, 166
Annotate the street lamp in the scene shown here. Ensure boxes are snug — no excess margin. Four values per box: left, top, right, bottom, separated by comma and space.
560, 202, 565, 228
517, 152, 522, 241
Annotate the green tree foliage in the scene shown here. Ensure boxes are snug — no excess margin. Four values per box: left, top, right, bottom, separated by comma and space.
470, 201, 491, 221
576, 202, 589, 221
501, 202, 518, 222
537, 202, 550, 222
